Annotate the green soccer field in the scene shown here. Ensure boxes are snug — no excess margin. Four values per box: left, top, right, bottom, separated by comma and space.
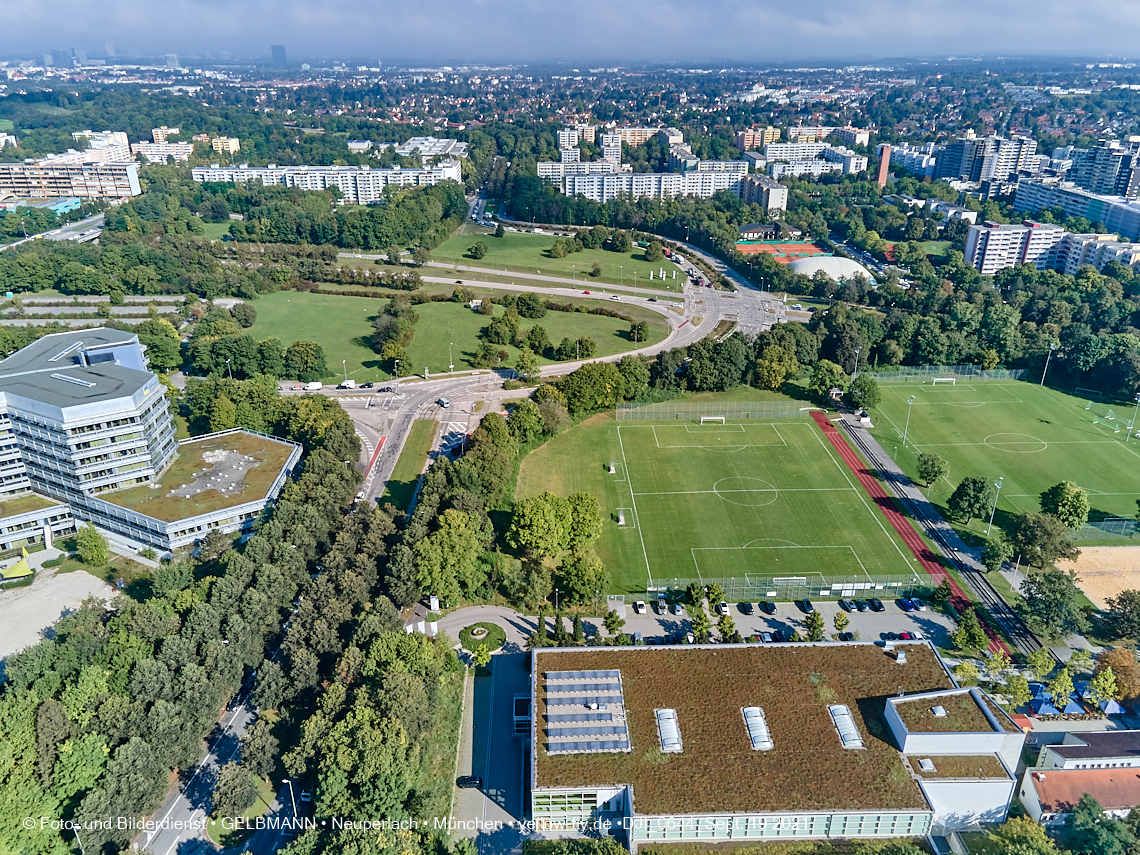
517, 414, 921, 595
868, 379, 1140, 538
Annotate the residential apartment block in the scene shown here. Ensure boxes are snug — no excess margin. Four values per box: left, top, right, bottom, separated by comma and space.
563, 170, 745, 203
537, 160, 619, 182
394, 137, 469, 162
964, 219, 1140, 275
739, 174, 788, 213
935, 134, 1037, 182
769, 160, 844, 178
151, 126, 180, 143
211, 137, 241, 154
1053, 139, 1140, 198
72, 130, 129, 149
832, 127, 872, 147
131, 141, 194, 164
765, 142, 829, 161
1014, 179, 1140, 242
0, 133, 16, 149
0, 160, 141, 199
190, 162, 463, 204
736, 128, 781, 150
880, 142, 940, 179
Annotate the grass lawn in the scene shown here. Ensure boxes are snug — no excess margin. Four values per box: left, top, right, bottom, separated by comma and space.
198, 222, 232, 240
103, 433, 296, 522
517, 405, 924, 595
0, 120, 14, 131
248, 290, 669, 382
428, 231, 684, 292
53, 536, 154, 599
868, 379, 1140, 543
380, 420, 437, 511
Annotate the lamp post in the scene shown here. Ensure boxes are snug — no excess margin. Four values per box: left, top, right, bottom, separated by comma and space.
852, 347, 862, 381
595, 589, 600, 618
901, 395, 916, 446
1129, 392, 1140, 443
342, 359, 347, 384
225, 358, 232, 380
986, 477, 1004, 536
1040, 342, 1058, 386
282, 778, 298, 816
449, 341, 454, 375
393, 358, 399, 393
620, 265, 623, 287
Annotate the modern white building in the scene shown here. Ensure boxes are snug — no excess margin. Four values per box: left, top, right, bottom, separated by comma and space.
72, 130, 129, 149
563, 170, 745, 203
0, 133, 17, 149
559, 147, 580, 164
1015, 179, 1140, 242
769, 160, 844, 178
0, 160, 141, 199
833, 127, 872, 147
822, 146, 868, 174
964, 220, 1069, 275
557, 128, 580, 149
131, 141, 194, 163
0, 329, 300, 553
880, 142, 941, 179
537, 160, 619, 182
601, 133, 622, 164
394, 136, 469, 163
191, 161, 463, 204
212, 137, 241, 154
346, 140, 374, 153
765, 142, 829, 161
739, 174, 788, 213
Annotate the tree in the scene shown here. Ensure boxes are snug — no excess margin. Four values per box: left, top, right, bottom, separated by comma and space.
212, 761, 256, 818
468, 241, 488, 260
494, 223, 505, 238
413, 246, 431, 266
931, 579, 953, 602
1067, 793, 1137, 855
985, 815, 1061, 854
1069, 647, 1094, 673
848, 375, 881, 410
645, 240, 664, 262
1026, 647, 1056, 681
538, 399, 570, 436
559, 361, 623, 413
1007, 512, 1080, 568
283, 340, 327, 382
1105, 589, 1140, 640
230, 303, 257, 328
629, 321, 649, 343
76, 522, 109, 565
1040, 481, 1091, 530
1048, 666, 1074, 705
566, 493, 603, 552
1006, 673, 1033, 708
951, 607, 989, 652
590, 262, 602, 278
507, 493, 572, 558
916, 453, 949, 488
686, 582, 704, 607
1089, 665, 1118, 705
804, 611, 825, 641
240, 719, 279, 780
471, 644, 491, 668
690, 609, 711, 643
558, 550, 609, 605
833, 610, 850, 633
516, 292, 547, 319
947, 476, 996, 524
603, 609, 625, 636
515, 348, 539, 383
954, 661, 980, 685
508, 399, 543, 444
572, 615, 584, 643
808, 359, 847, 401
1019, 569, 1090, 637
717, 613, 740, 643
707, 583, 726, 607
982, 535, 1013, 573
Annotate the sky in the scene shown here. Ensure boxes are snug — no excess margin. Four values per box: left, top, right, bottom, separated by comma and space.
6, 0, 1140, 64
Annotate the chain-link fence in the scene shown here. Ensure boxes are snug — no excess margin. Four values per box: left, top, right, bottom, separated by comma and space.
616, 400, 810, 421
1074, 517, 1136, 540
644, 572, 941, 602
870, 365, 1027, 383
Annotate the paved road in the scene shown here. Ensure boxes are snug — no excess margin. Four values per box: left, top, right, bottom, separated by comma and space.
45, 213, 105, 242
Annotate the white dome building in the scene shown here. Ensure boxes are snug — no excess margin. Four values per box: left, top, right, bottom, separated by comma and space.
788, 255, 875, 281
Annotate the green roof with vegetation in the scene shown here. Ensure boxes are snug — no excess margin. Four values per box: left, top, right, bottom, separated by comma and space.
0, 493, 62, 519
894, 691, 997, 734
910, 755, 1009, 779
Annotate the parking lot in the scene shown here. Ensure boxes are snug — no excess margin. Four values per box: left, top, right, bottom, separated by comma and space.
615, 597, 958, 648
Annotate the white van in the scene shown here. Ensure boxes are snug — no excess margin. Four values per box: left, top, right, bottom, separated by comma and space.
304, 381, 322, 391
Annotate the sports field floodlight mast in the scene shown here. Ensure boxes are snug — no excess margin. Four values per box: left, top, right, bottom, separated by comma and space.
902, 396, 917, 447
986, 477, 1004, 536
1040, 342, 1058, 386
1129, 392, 1140, 443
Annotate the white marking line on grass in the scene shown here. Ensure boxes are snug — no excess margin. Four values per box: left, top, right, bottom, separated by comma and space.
646, 422, 788, 449
684, 423, 745, 433
807, 423, 914, 572
633, 487, 851, 496
691, 544, 871, 579
912, 440, 1116, 447
617, 426, 653, 588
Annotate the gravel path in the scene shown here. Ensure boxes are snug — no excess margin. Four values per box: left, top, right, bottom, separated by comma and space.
0, 568, 116, 663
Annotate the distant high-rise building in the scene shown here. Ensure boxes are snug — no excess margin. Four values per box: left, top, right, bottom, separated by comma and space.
164, 54, 179, 69
71, 48, 88, 65
271, 45, 288, 67
50, 49, 69, 67
104, 41, 115, 59
934, 135, 1036, 183
876, 145, 891, 188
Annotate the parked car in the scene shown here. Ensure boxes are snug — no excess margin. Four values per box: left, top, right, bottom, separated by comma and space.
792, 303, 804, 310
869, 598, 885, 612
772, 629, 786, 642
839, 599, 856, 612
898, 632, 916, 640
354, 491, 366, 503
291, 384, 304, 390
671, 602, 684, 616
897, 598, 917, 613
838, 632, 855, 641
761, 631, 774, 643
855, 599, 869, 612
910, 597, 928, 612
799, 599, 815, 613
583, 290, 591, 294
740, 602, 755, 615
437, 397, 451, 408
361, 382, 374, 388
884, 632, 900, 640
633, 632, 644, 645
759, 601, 776, 615
716, 601, 730, 616
457, 776, 482, 789
656, 593, 667, 614
633, 600, 646, 614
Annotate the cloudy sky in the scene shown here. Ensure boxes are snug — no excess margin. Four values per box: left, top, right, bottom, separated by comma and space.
6, 0, 1140, 64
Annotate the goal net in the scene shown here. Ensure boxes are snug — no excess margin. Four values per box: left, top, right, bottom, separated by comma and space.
700, 416, 726, 425
931, 378, 956, 385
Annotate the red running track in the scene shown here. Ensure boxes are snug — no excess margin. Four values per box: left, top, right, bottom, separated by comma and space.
810, 411, 1009, 656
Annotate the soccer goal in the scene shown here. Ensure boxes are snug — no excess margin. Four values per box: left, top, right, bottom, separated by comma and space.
700, 416, 726, 425
931, 377, 956, 385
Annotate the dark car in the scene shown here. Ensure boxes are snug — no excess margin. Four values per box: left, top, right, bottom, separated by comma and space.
361, 382, 374, 388
799, 598, 815, 614
869, 598, 885, 612
759, 601, 776, 615
838, 632, 855, 641
457, 776, 482, 789
897, 598, 917, 613
740, 602, 755, 615
884, 632, 900, 641
839, 599, 856, 612
855, 599, 869, 612
772, 629, 786, 642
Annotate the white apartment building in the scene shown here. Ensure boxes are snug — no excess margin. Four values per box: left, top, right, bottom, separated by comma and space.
833, 127, 872, 147
131, 141, 195, 164
765, 142, 829, 161
601, 133, 622, 164
881, 142, 941, 179
822, 146, 868, 174
72, 130, 129, 148
394, 137, 469, 163
559, 147, 580, 164
557, 129, 580, 149
346, 140, 373, 153
786, 126, 835, 142
696, 160, 749, 174
964, 221, 1069, 275
212, 137, 241, 154
537, 160, 619, 183
604, 127, 683, 146
0, 133, 16, 149
739, 174, 788, 213
191, 161, 463, 204
563, 170, 743, 203
1015, 180, 1140, 242
769, 160, 844, 178
44, 145, 133, 166
151, 126, 180, 143
0, 160, 141, 199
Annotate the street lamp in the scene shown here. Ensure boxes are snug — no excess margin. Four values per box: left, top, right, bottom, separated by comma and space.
393, 358, 399, 393
342, 359, 347, 384
595, 589, 600, 618
282, 778, 298, 816
852, 347, 862, 381
225, 358, 232, 380
1128, 392, 1140, 443
901, 395, 916, 446
986, 477, 1004, 536
620, 265, 623, 287
449, 341, 454, 375
1040, 342, 1058, 386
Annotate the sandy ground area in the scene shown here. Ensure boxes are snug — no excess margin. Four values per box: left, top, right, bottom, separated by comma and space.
0, 569, 116, 663
1059, 545, 1140, 609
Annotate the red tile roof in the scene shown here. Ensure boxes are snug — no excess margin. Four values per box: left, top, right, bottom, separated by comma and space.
1032, 769, 1140, 814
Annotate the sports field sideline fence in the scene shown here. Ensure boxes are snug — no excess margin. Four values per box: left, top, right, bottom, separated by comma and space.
616, 400, 810, 421
645, 572, 942, 603
870, 365, 1027, 383
1074, 517, 1136, 541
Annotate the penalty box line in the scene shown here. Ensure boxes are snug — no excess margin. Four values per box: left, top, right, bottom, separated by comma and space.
633, 487, 854, 497
690, 544, 871, 579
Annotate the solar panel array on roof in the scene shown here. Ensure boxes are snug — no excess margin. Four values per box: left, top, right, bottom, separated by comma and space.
741, 706, 774, 751
656, 709, 682, 753
542, 669, 630, 755
829, 704, 864, 749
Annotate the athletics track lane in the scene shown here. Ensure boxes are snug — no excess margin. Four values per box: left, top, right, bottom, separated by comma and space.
810, 410, 1009, 655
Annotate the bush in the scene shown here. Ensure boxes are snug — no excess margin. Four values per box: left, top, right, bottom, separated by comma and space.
76, 522, 109, 565
459, 622, 507, 652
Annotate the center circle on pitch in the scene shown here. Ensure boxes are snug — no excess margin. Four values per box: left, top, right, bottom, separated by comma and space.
713, 477, 778, 506
983, 433, 1048, 453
